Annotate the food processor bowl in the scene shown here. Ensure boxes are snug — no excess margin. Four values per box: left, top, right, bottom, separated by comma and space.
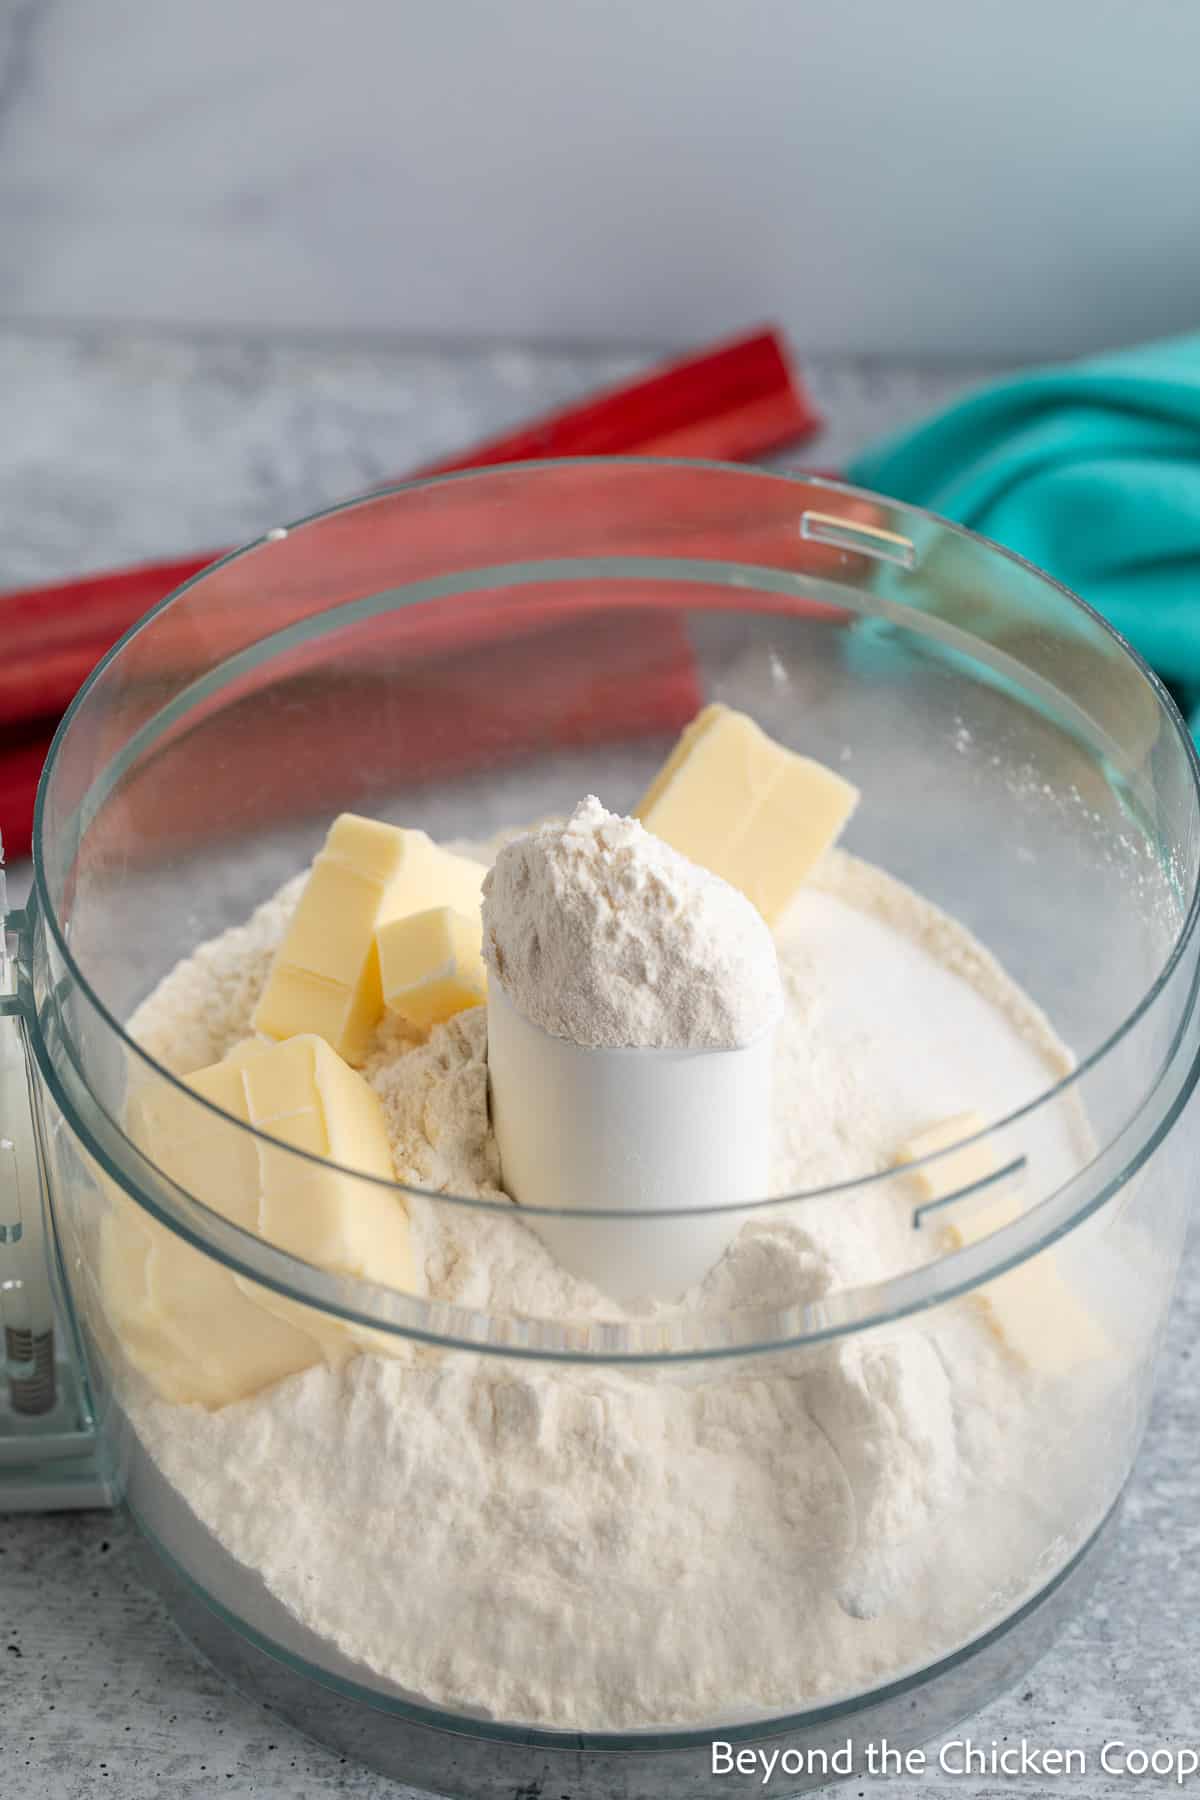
2, 463, 1198, 1799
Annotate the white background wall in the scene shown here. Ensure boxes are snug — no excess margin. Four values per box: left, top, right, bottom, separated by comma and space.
2, 0, 1199, 357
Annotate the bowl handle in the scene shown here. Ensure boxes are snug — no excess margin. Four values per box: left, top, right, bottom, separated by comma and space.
0, 837, 109, 1511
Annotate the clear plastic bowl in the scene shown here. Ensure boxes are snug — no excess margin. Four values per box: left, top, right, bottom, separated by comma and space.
5, 462, 1199, 1798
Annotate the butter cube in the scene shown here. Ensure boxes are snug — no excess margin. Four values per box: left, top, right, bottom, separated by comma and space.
253, 813, 486, 1062
125, 1059, 260, 1230
96, 1205, 169, 1374
221, 1037, 273, 1067
636, 705, 859, 923
377, 907, 487, 1029
897, 1113, 1109, 1374
239, 1033, 327, 1129
895, 1111, 996, 1204
99, 1200, 327, 1408
107, 1033, 415, 1406
146, 1223, 331, 1407
243, 1034, 409, 1283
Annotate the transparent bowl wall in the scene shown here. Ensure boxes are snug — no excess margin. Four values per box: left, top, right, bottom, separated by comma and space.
17, 464, 1200, 1792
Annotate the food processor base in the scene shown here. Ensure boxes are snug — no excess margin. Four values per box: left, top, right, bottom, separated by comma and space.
130, 1497, 1121, 1800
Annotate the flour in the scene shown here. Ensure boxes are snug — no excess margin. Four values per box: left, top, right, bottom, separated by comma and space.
482, 796, 781, 1049
121, 836, 1111, 1731
367, 1007, 501, 1199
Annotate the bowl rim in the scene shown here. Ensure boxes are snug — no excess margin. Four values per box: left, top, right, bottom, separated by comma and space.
30, 458, 1200, 1357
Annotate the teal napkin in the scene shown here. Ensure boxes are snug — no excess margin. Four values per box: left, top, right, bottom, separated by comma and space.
846, 333, 1200, 732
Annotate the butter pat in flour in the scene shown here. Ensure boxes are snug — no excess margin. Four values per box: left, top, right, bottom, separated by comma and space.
895, 1111, 997, 1202
104, 1033, 412, 1407
378, 906, 487, 1029
240, 1033, 410, 1280
636, 705, 859, 923
98, 1202, 326, 1409
253, 812, 486, 1061
898, 1112, 1109, 1373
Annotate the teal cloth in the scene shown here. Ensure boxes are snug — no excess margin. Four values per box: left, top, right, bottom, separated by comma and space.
846, 333, 1200, 733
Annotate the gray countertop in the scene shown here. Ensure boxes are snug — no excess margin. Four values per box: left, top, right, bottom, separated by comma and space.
2, 325, 1198, 1799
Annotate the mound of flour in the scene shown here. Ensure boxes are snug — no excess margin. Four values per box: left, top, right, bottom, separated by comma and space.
122, 839, 1102, 1730
482, 796, 781, 1049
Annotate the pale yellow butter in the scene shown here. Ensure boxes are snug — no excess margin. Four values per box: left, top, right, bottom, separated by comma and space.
105, 1032, 414, 1406
125, 1056, 260, 1227
252, 813, 486, 1062
244, 1034, 407, 1281
98, 1203, 326, 1409
635, 704, 859, 923
897, 1112, 1109, 1373
895, 1110, 997, 1202
377, 906, 487, 1029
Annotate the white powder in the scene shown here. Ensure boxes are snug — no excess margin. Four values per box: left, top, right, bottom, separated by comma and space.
481, 796, 781, 1049
121, 839, 1113, 1731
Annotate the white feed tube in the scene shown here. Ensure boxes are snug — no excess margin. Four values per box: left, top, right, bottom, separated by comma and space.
487, 979, 774, 1303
